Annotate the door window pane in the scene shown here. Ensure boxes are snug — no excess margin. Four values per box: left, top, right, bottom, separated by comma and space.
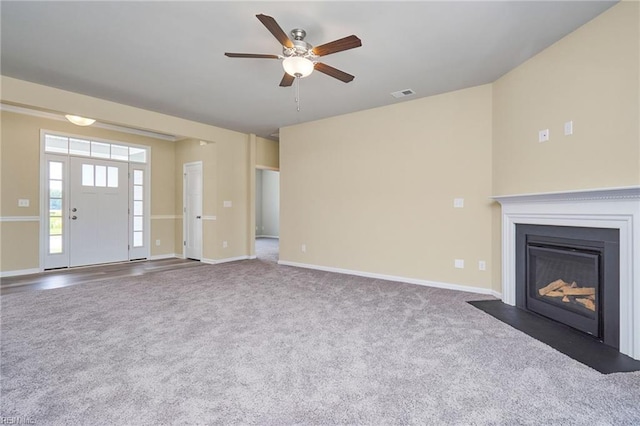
49, 198, 62, 214
134, 200, 143, 216
45, 135, 68, 154
129, 148, 147, 163
107, 167, 118, 188
49, 235, 63, 254
82, 164, 94, 186
133, 185, 143, 200
50, 180, 63, 198
111, 145, 129, 161
133, 169, 144, 185
49, 162, 63, 180
95, 165, 107, 187
69, 138, 91, 156
91, 142, 110, 159
49, 217, 62, 234
133, 232, 143, 247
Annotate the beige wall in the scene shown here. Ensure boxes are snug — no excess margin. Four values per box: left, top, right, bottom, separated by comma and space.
256, 137, 279, 170
174, 136, 250, 261
492, 1, 640, 196
280, 85, 494, 289
0, 110, 176, 271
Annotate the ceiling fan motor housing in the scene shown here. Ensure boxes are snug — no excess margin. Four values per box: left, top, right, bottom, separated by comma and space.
284, 28, 316, 59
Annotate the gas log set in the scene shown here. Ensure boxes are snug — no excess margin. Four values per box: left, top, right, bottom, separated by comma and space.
538, 279, 596, 312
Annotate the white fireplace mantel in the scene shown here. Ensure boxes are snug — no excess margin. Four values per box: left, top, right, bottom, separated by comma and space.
492, 186, 640, 360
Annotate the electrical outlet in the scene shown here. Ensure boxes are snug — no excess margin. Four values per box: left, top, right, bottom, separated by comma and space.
453, 198, 464, 208
538, 129, 549, 142
455, 259, 464, 269
223, 201, 232, 208
18, 199, 29, 207
155, 239, 161, 246
478, 260, 486, 271
301, 244, 306, 253
223, 241, 228, 248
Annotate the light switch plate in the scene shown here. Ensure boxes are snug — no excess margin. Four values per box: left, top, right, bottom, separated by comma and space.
18, 199, 29, 207
223, 201, 232, 208
453, 198, 464, 208
455, 259, 464, 269
564, 121, 573, 136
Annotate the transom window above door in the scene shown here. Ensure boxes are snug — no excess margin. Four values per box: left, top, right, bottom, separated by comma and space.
45, 134, 148, 163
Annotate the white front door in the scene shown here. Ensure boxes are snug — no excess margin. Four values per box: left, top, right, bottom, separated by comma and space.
69, 157, 129, 267
184, 162, 203, 260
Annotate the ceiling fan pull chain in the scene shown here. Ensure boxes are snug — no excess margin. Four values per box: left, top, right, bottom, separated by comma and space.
295, 76, 301, 112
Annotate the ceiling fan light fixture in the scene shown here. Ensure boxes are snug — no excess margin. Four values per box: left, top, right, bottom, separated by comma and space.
65, 114, 96, 126
282, 56, 314, 78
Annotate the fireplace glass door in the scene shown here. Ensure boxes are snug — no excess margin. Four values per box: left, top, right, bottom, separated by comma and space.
527, 244, 601, 338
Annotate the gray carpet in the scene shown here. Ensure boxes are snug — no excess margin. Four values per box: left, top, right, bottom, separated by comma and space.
2, 243, 640, 424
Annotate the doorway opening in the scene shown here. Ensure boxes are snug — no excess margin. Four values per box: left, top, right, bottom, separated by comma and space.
255, 169, 279, 262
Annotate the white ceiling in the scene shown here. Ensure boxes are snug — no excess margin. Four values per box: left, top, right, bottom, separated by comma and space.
1, 1, 617, 140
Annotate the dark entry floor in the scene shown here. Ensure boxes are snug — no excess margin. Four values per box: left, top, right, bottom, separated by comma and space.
1, 258, 204, 295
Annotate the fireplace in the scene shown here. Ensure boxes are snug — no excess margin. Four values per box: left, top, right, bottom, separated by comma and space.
493, 186, 640, 360
515, 224, 619, 348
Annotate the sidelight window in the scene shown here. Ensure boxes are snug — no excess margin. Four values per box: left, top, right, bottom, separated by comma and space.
132, 169, 144, 247
48, 161, 64, 254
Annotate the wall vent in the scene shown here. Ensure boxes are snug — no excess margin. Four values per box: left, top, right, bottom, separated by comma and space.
391, 89, 416, 98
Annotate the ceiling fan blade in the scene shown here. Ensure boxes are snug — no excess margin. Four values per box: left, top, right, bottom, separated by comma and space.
256, 14, 294, 48
225, 53, 280, 59
279, 73, 295, 87
314, 62, 355, 83
312, 35, 362, 57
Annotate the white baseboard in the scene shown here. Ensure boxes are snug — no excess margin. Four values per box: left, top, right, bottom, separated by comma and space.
490, 290, 502, 299
148, 253, 181, 260
256, 235, 279, 239
0, 268, 41, 278
202, 255, 251, 265
277, 260, 498, 297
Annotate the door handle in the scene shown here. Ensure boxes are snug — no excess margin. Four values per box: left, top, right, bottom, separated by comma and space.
71, 207, 77, 212
196, 216, 202, 219
71, 215, 78, 220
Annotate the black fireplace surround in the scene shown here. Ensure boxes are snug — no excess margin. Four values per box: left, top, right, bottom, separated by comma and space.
516, 224, 620, 349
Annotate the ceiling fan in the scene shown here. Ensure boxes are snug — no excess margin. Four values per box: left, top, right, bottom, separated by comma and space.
225, 14, 362, 87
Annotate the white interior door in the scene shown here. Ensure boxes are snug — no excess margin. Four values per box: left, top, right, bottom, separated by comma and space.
69, 157, 129, 267
184, 162, 203, 260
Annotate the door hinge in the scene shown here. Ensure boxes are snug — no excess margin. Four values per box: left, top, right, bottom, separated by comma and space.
183, 241, 186, 246
183, 207, 186, 213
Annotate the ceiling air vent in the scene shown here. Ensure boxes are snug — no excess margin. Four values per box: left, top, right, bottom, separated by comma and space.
391, 89, 416, 99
